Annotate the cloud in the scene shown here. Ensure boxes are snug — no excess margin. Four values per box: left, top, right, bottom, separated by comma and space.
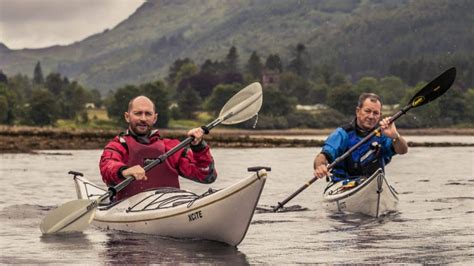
0, 0, 145, 49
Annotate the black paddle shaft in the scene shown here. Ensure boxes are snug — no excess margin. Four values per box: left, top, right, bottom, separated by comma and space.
273, 67, 456, 212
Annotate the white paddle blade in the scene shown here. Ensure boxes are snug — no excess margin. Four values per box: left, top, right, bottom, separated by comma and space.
40, 199, 97, 234
218, 82, 263, 125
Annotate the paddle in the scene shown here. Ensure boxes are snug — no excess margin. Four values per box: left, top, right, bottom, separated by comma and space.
273, 67, 457, 212
40, 82, 263, 234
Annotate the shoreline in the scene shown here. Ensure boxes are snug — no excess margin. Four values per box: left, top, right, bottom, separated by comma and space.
1, 126, 473, 153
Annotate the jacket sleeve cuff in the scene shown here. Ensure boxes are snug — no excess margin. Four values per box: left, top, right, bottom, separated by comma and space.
117, 166, 129, 180
190, 140, 207, 152
320, 151, 333, 163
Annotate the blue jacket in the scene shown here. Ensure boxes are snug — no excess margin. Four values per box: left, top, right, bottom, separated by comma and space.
321, 120, 396, 181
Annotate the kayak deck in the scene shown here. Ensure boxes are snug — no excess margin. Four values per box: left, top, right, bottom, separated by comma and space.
323, 168, 399, 217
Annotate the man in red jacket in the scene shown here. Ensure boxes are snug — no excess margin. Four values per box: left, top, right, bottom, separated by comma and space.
99, 95, 217, 201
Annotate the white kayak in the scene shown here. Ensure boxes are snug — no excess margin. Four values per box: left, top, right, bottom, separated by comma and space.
322, 168, 398, 217
73, 168, 268, 246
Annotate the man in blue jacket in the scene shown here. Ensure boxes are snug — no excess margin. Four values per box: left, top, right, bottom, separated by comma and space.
314, 93, 408, 181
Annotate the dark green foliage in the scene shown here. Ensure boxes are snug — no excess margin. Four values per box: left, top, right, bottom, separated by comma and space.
327, 84, 359, 116
176, 86, 202, 119
279, 72, 320, 104
246, 51, 263, 80
167, 58, 195, 86
438, 88, 466, 125
265, 54, 283, 73
260, 86, 296, 116
0, 84, 17, 124
225, 46, 239, 73
33, 62, 44, 85
378, 76, 406, 105
45, 73, 64, 95
200, 60, 225, 75
0, 95, 8, 122
29, 89, 59, 126
288, 43, 310, 77
0, 70, 7, 84
178, 72, 220, 99
90, 89, 103, 108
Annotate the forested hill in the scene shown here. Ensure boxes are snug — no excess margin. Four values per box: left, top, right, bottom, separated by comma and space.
0, 0, 472, 93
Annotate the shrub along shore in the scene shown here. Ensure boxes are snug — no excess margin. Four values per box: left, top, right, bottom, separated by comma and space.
0, 126, 473, 153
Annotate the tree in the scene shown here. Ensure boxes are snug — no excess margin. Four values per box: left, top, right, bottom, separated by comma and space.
178, 72, 220, 99
200, 60, 224, 75
260, 86, 296, 116
29, 89, 59, 126
45, 73, 64, 95
0, 70, 7, 84
464, 88, 474, 124
378, 76, 406, 105
0, 84, 17, 124
60, 81, 88, 119
0, 95, 8, 123
90, 89, 102, 108
225, 46, 239, 73
246, 51, 263, 80
177, 86, 202, 119
438, 87, 466, 125
354, 77, 379, 95
167, 58, 195, 86
265, 54, 283, 73
33, 61, 44, 85
327, 84, 358, 116
288, 43, 310, 77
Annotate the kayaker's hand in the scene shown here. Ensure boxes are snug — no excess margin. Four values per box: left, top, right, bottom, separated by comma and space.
122, 165, 147, 181
380, 116, 398, 139
188, 127, 205, 146
314, 164, 331, 179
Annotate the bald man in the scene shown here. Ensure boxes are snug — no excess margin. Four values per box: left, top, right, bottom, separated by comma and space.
100, 96, 217, 201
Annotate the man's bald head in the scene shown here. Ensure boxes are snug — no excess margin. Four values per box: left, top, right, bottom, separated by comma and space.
128, 96, 156, 113
125, 95, 158, 136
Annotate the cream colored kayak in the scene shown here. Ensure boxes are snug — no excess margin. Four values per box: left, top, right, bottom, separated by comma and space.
73, 169, 268, 246
323, 168, 398, 217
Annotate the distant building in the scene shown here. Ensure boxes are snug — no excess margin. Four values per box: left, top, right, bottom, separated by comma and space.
261, 69, 280, 88
85, 103, 96, 109
296, 104, 328, 111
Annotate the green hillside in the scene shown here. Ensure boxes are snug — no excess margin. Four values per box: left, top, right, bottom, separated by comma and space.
0, 0, 472, 93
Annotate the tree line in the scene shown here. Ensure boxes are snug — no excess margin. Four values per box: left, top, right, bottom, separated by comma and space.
0, 62, 101, 126
1, 44, 473, 129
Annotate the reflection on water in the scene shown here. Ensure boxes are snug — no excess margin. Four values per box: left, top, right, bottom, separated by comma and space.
101, 232, 248, 264
1, 146, 473, 264
40, 232, 93, 249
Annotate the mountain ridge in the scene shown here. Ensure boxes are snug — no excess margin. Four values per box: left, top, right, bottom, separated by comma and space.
1, 0, 472, 93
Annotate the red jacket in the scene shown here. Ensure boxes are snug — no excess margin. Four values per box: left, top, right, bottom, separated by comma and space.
99, 130, 217, 200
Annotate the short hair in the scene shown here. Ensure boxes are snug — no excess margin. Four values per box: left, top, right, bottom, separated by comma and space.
357, 93, 382, 108
128, 95, 156, 112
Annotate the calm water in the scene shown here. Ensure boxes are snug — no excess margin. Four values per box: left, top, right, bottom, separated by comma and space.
1, 143, 473, 263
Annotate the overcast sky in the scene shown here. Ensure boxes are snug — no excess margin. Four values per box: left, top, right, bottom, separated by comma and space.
0, 0, 146, 49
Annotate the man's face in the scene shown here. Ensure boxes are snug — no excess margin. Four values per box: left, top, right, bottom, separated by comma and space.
124, 97, 157, 136
356, 99, 381, 131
